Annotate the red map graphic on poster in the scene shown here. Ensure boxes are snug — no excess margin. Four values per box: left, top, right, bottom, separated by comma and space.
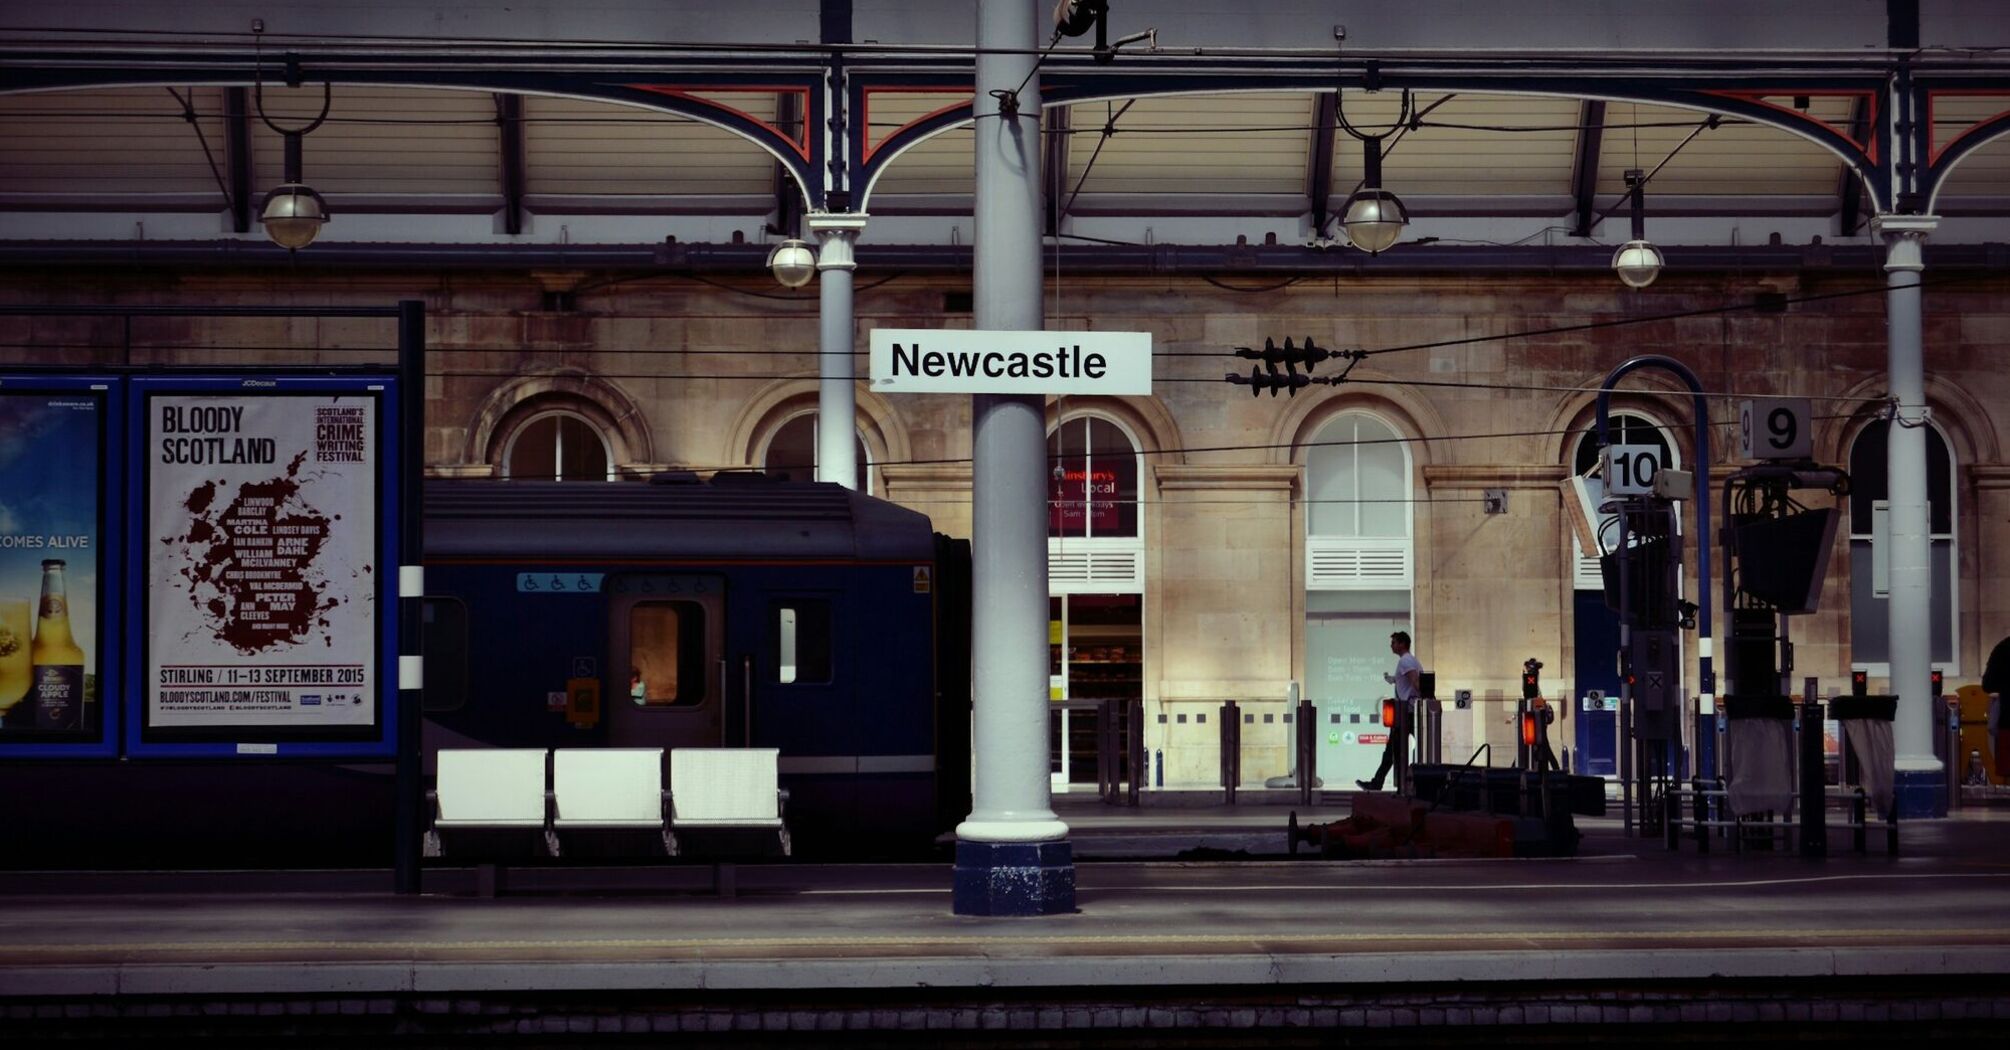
162, 450, 341, 653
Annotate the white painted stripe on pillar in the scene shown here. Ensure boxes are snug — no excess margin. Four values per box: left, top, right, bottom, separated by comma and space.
400, 655, 423, 690
399, 565, 424, 598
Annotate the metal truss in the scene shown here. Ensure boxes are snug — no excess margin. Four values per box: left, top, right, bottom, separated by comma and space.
3, 41, 2009, 228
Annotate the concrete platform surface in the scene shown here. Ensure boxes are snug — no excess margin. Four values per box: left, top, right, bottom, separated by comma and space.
3, 806, 2007, 1000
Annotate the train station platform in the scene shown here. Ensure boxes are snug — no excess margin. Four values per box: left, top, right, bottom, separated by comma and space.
3, 797, 2007, 1046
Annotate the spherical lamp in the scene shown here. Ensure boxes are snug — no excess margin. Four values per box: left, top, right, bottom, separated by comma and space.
766, 239, 817, 288
259, 183, 329, 251
1340, 188, 1409, 255
1611, 239, 1665, 289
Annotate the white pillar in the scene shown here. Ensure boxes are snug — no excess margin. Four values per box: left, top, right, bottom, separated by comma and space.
1873, 213, 1940, 777
954, 0, 1071, 916
810, 212, 868, 488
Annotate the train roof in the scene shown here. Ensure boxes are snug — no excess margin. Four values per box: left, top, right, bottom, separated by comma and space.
423, 476, 938, 562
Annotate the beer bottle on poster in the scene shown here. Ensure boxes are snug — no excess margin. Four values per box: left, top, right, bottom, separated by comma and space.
32, 559, 86, 731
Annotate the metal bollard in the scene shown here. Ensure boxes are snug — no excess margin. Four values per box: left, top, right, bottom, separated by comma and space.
1096, 699, 1116, 804
1946, 700, 1963, 812
1799, 680, 1826, 858
1219, 700, 1240, 804
1296, 697, 1317, 806
1127, 696, 1144, 806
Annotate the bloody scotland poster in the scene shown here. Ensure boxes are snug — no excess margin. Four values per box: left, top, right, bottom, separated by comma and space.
0, 390, 102, 738
147, 393, 377, 731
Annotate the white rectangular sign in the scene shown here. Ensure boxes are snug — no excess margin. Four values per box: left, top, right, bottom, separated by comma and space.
148, 393, 378, 730
1738, 397, 1813, 460
1602, 444, 1662, 496
868, 329, 1151, 395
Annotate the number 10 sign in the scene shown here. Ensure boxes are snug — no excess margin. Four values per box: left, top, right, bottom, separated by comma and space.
1738, 398, 1812, 460
1602, 444, 1662, 496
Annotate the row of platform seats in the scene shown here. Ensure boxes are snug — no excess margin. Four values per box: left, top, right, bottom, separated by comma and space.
426, 747, 790, 862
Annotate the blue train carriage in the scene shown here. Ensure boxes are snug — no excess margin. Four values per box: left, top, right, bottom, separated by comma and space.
420, 473, 972, 858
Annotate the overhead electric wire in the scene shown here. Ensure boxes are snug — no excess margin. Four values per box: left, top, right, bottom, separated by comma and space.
695, 411, 1868, 485
1350, 271, 1996, 359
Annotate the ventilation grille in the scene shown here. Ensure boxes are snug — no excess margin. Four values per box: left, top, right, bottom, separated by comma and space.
1306, 537, 1412, 590
1573, 544, 1604, 591
1048, 544, 1143, 593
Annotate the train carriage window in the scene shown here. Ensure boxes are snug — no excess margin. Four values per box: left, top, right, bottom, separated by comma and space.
776, 600, 832, 684
420, 597, 468, 712
629, 601, 707, 706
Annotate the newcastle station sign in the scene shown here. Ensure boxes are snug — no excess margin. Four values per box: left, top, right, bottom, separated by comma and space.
868, 330, 1152, 395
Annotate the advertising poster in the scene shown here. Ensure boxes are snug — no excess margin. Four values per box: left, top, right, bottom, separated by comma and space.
1047, 465, 1119, 534
0, 391, 101, 737
147, 393, 377, 732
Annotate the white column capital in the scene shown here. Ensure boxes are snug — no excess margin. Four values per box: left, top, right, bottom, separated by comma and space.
1872, 214, 1939, 272
808, 211, 870, 272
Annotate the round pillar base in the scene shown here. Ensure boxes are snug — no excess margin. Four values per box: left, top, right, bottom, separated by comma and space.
1893, 767, 1947, 819
951, 839, 1075, 916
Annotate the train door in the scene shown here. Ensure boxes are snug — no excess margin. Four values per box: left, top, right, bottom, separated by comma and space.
605, 573, 726, 749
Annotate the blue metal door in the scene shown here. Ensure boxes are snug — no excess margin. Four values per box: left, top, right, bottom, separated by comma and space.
1572, 591, 1621, 776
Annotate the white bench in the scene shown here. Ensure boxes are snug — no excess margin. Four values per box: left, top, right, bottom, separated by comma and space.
669, 748, 791, 891
426, 748, 554, 892
552, 747, 673, 856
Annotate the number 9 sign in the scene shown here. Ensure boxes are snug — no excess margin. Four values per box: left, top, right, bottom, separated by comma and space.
1738, 398, 1812, 460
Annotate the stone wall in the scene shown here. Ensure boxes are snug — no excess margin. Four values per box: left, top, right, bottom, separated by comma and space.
5, 265, 2005, 785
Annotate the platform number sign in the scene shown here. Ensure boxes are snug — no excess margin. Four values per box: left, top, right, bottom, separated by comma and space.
1602, 444, 1662, 496
1738, 398, 1812, 460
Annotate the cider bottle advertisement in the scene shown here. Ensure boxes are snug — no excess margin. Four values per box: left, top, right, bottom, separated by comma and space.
146, 393, 378, 733
0, 392, 101, 738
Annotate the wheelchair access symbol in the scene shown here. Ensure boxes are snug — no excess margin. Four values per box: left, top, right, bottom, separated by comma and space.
517, 572, 605, 593
570, 657, 596, 679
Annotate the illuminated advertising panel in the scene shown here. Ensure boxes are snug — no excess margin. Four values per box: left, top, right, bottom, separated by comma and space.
144, 389, 380, 738
0, 387, 105, 744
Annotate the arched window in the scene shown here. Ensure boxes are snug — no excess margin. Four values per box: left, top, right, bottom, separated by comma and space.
1307, 412, 1410, 540
760, 411, 871, 492
1047, 415, 1141, 540
1044, 413, 1146, 789
1847, 419, 1957, 671
1302, 410, 1415, 789
500, 408, 613, 481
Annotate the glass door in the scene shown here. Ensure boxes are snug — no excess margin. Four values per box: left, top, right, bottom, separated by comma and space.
1048, 594, 1142, 790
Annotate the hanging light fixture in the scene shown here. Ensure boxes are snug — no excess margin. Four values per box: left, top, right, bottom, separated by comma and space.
766, 238, 817, 288
260, 131, 330, 250
1611, 168, 1664, 289
253, 60, 332, 251
1339, 135, 1408, 254
1331, 88, 1413, 255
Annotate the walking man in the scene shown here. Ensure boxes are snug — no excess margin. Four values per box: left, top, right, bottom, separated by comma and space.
1358, 631, 1422, 792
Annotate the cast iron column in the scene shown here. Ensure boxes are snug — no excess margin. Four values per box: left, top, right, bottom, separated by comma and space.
954, 0, 1074, 916
811, 212, 867, 488
1873, 213, 1942, 816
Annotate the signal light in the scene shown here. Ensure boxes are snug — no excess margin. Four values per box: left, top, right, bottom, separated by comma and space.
1382, 698, 1397, 729
1521, 710, 1538, 748
1851, 670, 1867, 697
1521, 673, 1540, 701
1930, 670, 1943, 698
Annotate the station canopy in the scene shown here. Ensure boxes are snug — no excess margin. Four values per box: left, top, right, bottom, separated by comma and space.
2, 82, 2009, 254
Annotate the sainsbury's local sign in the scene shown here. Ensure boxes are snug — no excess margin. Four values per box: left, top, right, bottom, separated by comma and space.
867, 329, 1151, 395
